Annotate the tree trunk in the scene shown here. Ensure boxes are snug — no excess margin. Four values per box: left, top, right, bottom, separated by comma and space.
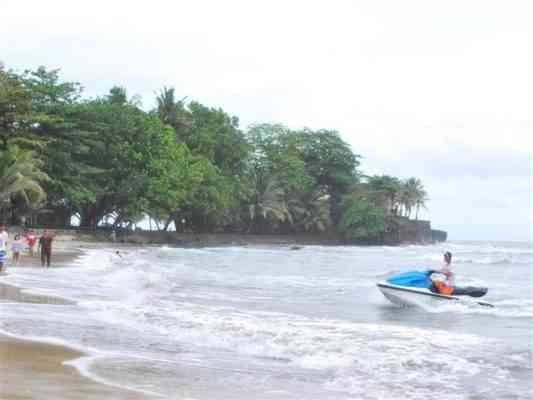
113, 213, 124, 228
79, 206, 93, 228
163, 212, 177, 231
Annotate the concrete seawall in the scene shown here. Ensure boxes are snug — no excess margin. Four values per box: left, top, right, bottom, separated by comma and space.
383, 217, 447, 245
15, 222, 447, 247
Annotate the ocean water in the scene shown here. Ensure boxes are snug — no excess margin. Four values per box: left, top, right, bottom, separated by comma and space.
1, 241, 532, 399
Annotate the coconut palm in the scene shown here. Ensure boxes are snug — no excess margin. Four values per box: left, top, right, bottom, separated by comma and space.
288, 188, 332, 233
245, 160, 292, 233
0, 146, 48, 213
247, 182, 292, 233
414, 189, 428, 220
156, 86, 178, 125
155, 87, 190, 130
399, 178, 421, 218
403, 177, 428, 220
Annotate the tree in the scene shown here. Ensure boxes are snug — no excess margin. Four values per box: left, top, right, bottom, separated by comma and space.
243, 124, 313, 233
182, 102, 248, 174
0, 65, 55, 222
0, 146, 48, 221
338, 197, 386, 242
156, 86, 188, 128
21, 66, 82, 108
398, 178, 424, 218
410, 178, 428, 220
242, 124, 362, 233
288, 188, 332, 233
51, 91, 193, 227
366, 175, 402, 215
0, 65, 34, 150
292, 128, 360, 224
156, 90, 249, 175
154, 92, 250, 231
7, 66, 91, 223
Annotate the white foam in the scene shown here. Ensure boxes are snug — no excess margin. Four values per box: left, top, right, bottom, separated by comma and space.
0, 327, 92, 354
419, 298, 533, 318
0, 327, 163, 398
1, 242, 531, 399
65, 355, 163, 398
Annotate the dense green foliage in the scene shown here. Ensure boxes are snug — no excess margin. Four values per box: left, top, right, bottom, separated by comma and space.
0, 62, 428, 242
338, 198, 386, 242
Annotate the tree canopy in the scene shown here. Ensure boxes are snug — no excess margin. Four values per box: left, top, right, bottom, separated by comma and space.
0, 62, 430, 242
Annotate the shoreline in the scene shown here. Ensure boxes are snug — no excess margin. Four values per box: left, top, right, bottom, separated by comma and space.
0, 244, 151, 400
21, 229, 447, 248
0, 334, 147, 400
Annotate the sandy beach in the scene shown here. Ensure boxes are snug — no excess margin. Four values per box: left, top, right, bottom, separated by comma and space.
0, 335, 145, 400
0, 238, 147, 400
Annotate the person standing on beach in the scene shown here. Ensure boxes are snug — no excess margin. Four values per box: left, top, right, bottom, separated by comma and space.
0, 224, 8, 272
24, 229, 37, 257
11, 233, 24, 266
38, 230, 54, 268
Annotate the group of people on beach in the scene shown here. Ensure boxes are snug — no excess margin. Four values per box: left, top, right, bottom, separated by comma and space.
0, 225, 54, 272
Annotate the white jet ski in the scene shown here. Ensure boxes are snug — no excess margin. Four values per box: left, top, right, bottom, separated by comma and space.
377, 270, 493, 308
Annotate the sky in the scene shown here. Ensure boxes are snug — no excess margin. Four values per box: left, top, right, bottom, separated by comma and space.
1, 0, 531, 241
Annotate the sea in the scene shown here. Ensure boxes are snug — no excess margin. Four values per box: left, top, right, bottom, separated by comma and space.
1, 241, 532, 399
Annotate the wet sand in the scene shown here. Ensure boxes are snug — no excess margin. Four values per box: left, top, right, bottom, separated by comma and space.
0, 242, 149, 400
0, 336, 146, 400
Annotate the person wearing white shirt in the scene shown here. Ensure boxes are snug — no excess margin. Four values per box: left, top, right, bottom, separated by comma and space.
438, 251, 454, 286
11, 233, 24, 266
429, 251, 455, 295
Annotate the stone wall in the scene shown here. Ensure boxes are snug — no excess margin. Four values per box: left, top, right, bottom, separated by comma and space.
16, 221, 447, 247
431, 229, 448, 243
384, 217, 447, 245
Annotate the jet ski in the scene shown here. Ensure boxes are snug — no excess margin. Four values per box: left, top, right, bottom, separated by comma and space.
377, 270, 493, 307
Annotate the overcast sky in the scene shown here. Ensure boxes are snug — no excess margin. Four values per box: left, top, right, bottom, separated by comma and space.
2, 0, 531, 241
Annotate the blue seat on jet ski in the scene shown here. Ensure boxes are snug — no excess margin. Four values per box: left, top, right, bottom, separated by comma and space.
386, 271, 431, 288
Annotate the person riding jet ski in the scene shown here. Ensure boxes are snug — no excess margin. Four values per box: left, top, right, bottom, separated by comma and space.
429, 252, 487, 297
430, 251, 455, 294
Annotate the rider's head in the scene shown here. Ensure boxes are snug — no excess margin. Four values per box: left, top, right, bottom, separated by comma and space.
444, 251, 452, 264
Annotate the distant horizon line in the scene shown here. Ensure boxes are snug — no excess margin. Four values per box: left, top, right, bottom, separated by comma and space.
447, 238, 532, 244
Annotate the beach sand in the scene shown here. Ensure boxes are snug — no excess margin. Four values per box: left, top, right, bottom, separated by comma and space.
0, 240, 149, 400
0, 336, 146, 400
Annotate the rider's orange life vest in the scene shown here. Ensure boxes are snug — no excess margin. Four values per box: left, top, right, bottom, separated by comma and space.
434, 281, 454, 295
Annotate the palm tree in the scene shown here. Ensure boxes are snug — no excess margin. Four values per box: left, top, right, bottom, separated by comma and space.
288, 188, 332, 233
0, 146, 48, 217
245, 160, 292, 233
156, 87, 178, 125
399, 178, 422, 218
156, 87, 190, 130
402, 178, 428, 220
247, 183, 292, 231
414, 189, 428, 220
366, 175, 402, 215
